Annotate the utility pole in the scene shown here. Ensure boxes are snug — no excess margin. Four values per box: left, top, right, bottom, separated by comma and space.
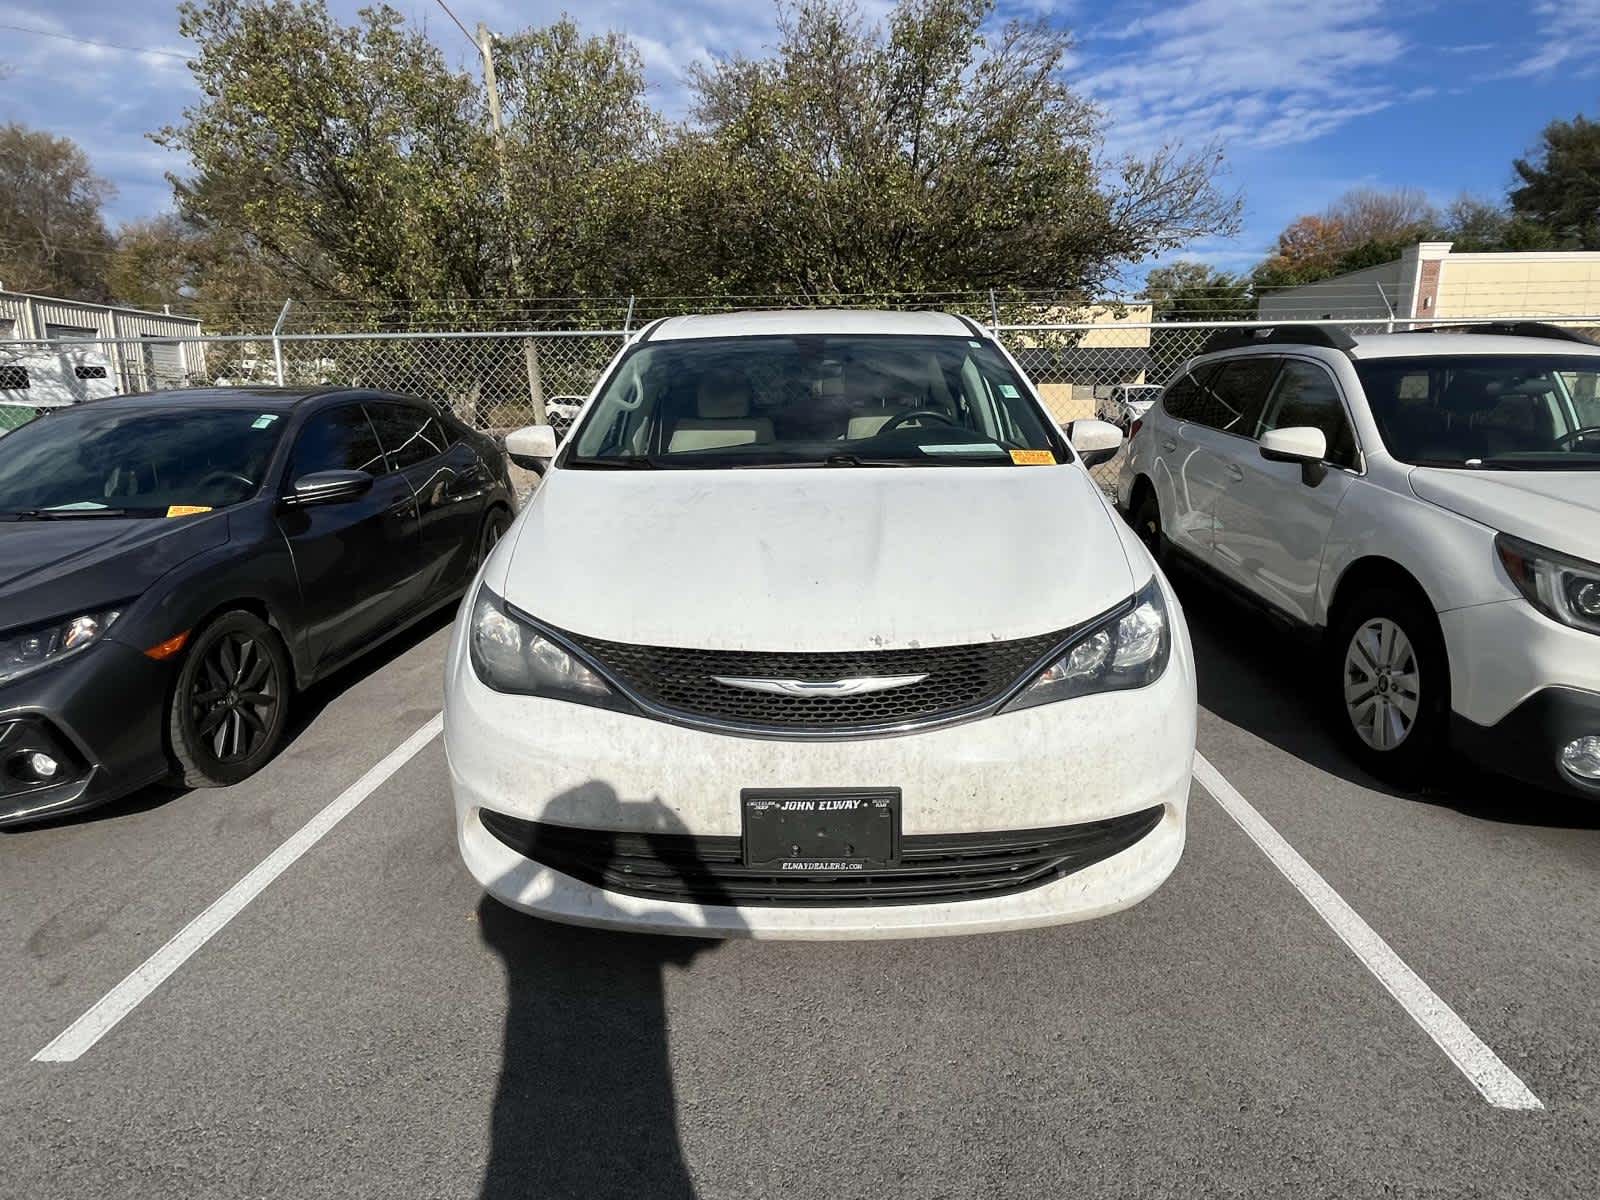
476, 22, 544, 423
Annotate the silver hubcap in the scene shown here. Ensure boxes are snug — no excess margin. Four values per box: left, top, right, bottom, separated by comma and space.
1343, 617, 1420, 751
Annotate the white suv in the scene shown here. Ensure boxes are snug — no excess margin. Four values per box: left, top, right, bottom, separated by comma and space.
446, 310, 1196, 938
1117, 322, 1600, 796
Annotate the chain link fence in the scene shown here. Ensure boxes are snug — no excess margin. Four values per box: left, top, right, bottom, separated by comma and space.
4, 314, 1596, 493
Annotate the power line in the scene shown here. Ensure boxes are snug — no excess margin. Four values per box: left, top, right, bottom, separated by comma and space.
430, 0, 476, 48
0, 23, 189, 61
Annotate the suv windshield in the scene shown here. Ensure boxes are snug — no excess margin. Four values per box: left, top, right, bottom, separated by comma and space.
1356, 354, 1600, 469
567, 334, 1065, 468
0, 406, 285, 516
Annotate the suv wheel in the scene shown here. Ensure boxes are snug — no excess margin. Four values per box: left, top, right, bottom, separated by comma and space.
168, 611, 292, 788
1131, 487, 1165, 565
1330, 588, 1448, 785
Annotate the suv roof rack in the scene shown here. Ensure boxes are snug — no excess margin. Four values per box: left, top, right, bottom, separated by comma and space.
1399, 321, 1600, 347
1199, 324, 1358, 356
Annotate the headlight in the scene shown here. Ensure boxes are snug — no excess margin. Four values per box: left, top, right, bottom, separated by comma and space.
1496, 534, 1600, 636
468, 586, 632, 711
0, 608, 121, 687
1004, 577, 1171, 712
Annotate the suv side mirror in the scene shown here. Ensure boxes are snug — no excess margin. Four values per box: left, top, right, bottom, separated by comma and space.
1259, 426, 1329, 486
1069, 418, 1124, 467
505, 424, 559, 469
283, 469, 373, 507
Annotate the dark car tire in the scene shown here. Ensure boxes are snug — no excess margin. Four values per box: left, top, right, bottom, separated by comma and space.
168, 611, 293, 789
1329, 587, 1450, 787
1130, 485, 1165, 567
478, 506, 512, 566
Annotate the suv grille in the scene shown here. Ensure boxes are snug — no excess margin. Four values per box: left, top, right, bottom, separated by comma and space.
561, 627, 1073, 733
479, 806, 1164, 908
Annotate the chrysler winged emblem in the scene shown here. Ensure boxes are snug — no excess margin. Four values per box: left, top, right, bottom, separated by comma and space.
710, 674, 928, 697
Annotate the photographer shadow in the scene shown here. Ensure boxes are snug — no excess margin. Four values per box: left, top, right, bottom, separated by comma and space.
477, 786, 741, 1200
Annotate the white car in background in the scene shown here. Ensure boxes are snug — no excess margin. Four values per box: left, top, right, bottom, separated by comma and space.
1118, 322, 1600, 797
445, 310, 1196, 938
1096, 383, 1164, 430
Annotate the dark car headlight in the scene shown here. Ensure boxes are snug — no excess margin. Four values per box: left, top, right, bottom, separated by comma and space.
0, 608, 122, 687
1004, 577, 1171, 712
1496, 534, 1600, 636
469, 586, 633, 712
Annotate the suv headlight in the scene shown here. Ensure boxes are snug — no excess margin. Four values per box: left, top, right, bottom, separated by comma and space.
1004, 577, 1171, 712
1496, 534, 1600, 636
468, 586, 633, 711
0, 608, 121, 687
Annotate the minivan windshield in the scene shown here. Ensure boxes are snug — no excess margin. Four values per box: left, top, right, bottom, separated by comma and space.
567, 334, 1065, 468
1355, 354, 1600, 469
0, 406, 285, 516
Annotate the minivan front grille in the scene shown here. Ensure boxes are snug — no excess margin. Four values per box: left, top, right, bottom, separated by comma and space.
479, 806, 1165, 908
560, 626, 1074, 733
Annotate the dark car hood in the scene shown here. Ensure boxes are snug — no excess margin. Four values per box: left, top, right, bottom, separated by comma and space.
0, 514, 229, 631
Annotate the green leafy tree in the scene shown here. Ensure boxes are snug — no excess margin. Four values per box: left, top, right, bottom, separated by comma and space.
156, 0, 497, 319
0, 123, 115, 301
671, 0, 1239, 298
1511, 113, 1600, 249
1143, 260, 1251, 319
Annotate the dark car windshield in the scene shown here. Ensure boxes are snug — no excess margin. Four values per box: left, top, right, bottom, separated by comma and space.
0, 405, 286, 516
567, 334, 1065, 468
1355, 354, 1600, 469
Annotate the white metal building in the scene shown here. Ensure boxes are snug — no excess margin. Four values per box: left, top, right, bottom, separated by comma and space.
0, 288, 206, 392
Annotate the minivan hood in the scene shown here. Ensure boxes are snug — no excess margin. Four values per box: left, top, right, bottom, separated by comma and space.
0, 514, 229, 631
1409, 467, 1600, 563
502, 465, 1135, 651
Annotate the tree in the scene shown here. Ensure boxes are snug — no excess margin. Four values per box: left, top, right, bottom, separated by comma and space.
1252, 214, 1350, 289
155, 0, 498, 319
1143, 260, 1251, 319
671, 0, 1239, 297
1324, 186, 1437, 245
1510, 113, 1600, 249
0, 123, 115, 301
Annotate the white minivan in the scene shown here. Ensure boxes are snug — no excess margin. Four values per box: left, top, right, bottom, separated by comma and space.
1118, 322, 1600, 797
445, 310, 1197, 938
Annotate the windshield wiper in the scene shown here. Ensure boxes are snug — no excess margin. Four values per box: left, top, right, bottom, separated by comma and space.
0, 507, 132, 519
568, 455, 659, 469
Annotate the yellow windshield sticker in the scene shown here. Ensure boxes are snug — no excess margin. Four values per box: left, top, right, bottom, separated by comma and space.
1009, 449, 1055, 466
166, 505, 213, 518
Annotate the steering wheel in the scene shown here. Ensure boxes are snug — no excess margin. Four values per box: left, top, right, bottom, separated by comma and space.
880, 409, 959, 433
196, 469, 256, 492
1551, 425, 1600, 448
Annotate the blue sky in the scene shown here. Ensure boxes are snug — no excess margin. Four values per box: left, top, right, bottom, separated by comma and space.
2, 0, 1597, 288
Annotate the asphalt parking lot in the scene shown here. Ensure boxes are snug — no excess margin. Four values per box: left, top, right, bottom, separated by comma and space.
4, 576, 1599, 1200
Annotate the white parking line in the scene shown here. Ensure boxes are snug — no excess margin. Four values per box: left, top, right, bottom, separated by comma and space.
1192, 752, 1543, 1112
32, 713, 444, 1064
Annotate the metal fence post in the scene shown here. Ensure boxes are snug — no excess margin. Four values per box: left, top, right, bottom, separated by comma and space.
989, 289, 1000, 336
271, 299, 293, 386
623, 294, 636, 337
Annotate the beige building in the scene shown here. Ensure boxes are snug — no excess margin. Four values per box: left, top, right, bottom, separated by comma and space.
1257, 242, 1600, 324
1012, 303, 1154, 422
0, 287, 205, 391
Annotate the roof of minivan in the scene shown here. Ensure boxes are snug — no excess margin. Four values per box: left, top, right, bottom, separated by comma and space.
645, 309, 977, 341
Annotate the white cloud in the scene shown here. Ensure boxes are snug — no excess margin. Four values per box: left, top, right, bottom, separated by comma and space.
1511, 0, 1600, 77
1074, 0, 1411, 155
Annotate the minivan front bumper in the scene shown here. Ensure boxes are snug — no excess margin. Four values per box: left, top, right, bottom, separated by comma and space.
443, 577, 1197, 939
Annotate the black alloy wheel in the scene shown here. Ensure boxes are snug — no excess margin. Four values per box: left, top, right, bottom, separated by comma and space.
169, 611, 292, 788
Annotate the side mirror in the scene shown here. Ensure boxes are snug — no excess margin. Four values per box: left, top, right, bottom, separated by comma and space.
505, 424, 559, 469
1259, 426, 1329, 486
1069, 418, 1124, 467
283, 469, 373, 507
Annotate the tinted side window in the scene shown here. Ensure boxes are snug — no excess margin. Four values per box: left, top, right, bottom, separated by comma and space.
1161, 364, 1216, 420
292, 405, 387, 477
1259, 360, 1359, 469
369, 402, 449, 470
1192, 358, 1278, 436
